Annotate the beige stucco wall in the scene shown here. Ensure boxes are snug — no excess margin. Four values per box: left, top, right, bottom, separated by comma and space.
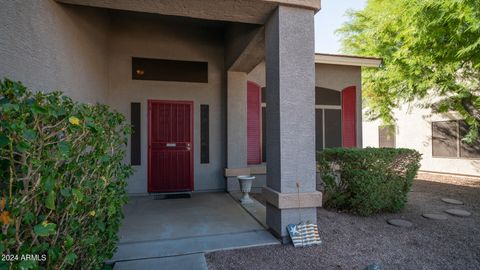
0, 0, 109, 103
363, 104, 480, 176
107, 12, 226, 194
247, 62, 267, 87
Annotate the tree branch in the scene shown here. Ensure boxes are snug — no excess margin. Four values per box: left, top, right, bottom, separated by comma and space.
461, 95, 480, 122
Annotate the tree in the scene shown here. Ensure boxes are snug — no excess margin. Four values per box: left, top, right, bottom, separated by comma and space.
338, 0, 480, 141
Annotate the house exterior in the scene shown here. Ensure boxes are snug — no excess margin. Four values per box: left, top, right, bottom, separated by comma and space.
363, 103, 480, 177
0, 0, 380, 241
229, 55, 381, 192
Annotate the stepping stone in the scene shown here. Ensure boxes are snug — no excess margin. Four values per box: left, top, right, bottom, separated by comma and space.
441, 198, 463, 205
422, 213, 447, 220
387, 219, 413, 228
445, 209, 471, 217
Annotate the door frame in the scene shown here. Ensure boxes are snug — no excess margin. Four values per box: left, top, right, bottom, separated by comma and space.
147, 99, 194, 193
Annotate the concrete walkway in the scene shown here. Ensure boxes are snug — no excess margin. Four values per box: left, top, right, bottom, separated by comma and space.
114, 253, 208, 270
230, 191, 267, 228
110, 192, 278, 269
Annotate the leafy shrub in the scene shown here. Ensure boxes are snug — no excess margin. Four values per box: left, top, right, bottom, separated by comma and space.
0, 79, 133, 269
317, 147, 421, 216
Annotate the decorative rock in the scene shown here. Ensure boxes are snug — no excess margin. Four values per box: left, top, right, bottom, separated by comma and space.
422, 213, 448, 220
445, 209, 471, 217
387, 219, 413, 228
441, 198, 464, 205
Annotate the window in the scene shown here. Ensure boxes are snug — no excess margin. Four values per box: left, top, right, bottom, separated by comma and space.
261, 87, 355, 161
459, 121, 480, 158
324, 110, 342, 148
432, 121, 458, 157
315, 109, 323, 152
130, 102, 141, 165
315, 87, 343, 151
379, 125, 395, 148
200, 105, 209, 164
432, 120, 480, 158
132, 57, 208, 83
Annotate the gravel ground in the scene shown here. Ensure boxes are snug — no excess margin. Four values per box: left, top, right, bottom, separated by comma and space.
206, 179, 480, 270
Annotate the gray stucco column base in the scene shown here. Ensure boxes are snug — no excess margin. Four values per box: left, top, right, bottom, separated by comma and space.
266, 204, 317, 243
264, 5, 319, 240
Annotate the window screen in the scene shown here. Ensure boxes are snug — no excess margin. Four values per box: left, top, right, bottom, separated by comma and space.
324, 109, 342, 148
315, 109, 324, 151
379, 125, 395, 148
432, 121, 458, 157
459, 121, 480, 158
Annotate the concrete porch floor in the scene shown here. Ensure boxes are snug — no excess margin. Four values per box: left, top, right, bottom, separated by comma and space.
111, 192, 278, 269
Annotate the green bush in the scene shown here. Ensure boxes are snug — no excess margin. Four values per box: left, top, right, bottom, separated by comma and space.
0, 79, 133, 269
317, 147, 421, 216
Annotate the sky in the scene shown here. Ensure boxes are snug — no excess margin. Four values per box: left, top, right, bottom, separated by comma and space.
314, 0, 367, 54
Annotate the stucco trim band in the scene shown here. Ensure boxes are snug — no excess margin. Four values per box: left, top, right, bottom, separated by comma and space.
225, 166, 267, 176
262, 186, 322, 209
264, 0, 321, 11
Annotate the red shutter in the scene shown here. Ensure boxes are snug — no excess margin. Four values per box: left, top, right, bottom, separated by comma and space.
247, 81, 262, 164
341, 86, 357, 148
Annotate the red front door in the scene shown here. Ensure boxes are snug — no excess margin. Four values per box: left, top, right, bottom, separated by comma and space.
148, 100, 194, 193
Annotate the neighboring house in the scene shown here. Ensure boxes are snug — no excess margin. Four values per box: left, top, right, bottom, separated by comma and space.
363, 104, 480, 177
0, 0, 380, 241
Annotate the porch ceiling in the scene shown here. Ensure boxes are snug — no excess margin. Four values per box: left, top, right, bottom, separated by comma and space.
56, 0, 321, 24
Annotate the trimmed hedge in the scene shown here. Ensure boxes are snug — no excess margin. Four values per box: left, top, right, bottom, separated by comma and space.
0, 80, 133, 269
317, 147, 421, 216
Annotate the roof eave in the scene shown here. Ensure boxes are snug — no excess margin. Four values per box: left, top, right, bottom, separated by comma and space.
314, 53, 383, 68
